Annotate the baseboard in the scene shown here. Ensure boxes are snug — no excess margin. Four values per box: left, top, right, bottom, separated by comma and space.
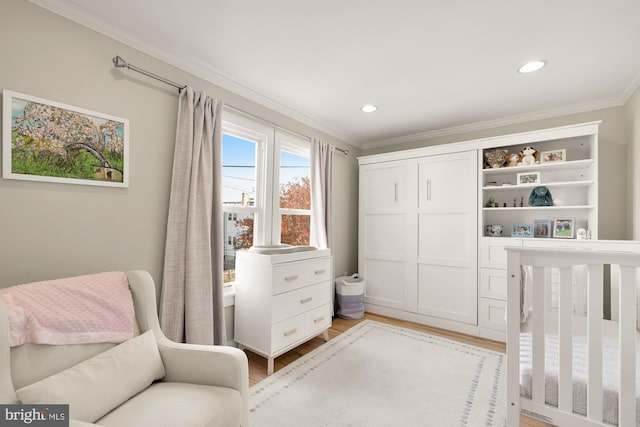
364, 303, 480, 337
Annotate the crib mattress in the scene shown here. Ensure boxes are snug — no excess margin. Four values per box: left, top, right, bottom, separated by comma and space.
520, 311, 640, 425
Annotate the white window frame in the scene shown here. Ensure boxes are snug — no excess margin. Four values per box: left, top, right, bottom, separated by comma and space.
221, 111, 273, 247
272, 130, 312, 244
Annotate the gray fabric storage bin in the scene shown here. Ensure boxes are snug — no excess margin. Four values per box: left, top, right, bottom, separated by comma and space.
335, 274, 365, 319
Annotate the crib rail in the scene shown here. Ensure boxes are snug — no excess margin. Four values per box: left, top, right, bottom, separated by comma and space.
506, 247, 640, 427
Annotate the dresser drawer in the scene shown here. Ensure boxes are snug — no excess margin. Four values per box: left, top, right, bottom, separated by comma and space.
307, 258, 331, 285
479, 298, 506, 332
271, 315, 306, 352
480, 237, 521, 269
305, 304, 331, 335
272, 282, 330, 323
479, 268, 507, 300
273, 262, 307, 294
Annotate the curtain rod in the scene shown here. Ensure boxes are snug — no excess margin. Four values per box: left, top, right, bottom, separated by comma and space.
111, 55, 349, 155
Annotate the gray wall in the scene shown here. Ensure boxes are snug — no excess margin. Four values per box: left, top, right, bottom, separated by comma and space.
0, 0, 360, 296
625, 86, 640, 239
363, 107, 629, 240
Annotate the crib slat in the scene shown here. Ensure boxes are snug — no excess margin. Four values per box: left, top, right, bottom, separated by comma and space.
618, 265, 636, 427
587, 264, 603, 422
506, 250, 522, 427
532, 266, 546, 403
558, 266, 573, 413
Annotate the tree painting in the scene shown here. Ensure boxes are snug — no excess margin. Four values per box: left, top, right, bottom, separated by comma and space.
7, 92, 127, 185
234, 176, 311, 249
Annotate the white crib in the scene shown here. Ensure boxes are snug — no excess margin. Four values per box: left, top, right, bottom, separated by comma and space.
506, 246, 640, 427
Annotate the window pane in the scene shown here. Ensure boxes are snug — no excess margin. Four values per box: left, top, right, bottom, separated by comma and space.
223, 133, 256, 207
280, 214, 310, 246
280, 151, 310, 209
224, 211, 254, 283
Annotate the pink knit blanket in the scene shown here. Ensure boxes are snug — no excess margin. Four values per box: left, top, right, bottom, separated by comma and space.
0, 271, 135, 347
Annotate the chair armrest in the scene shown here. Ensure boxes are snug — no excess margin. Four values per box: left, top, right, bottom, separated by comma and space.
156, 339, 249, 426
157, 340, 248, 390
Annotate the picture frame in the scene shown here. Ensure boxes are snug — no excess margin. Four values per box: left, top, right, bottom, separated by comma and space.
534, 220, 552, 238
516, 171, 540, 185
541, 149, 566, 164
2, 89, 129, 188
553, 217, 575, 238
511, 223, 534, 238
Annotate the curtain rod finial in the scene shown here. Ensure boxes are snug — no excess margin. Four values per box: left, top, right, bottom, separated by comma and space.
112, 55, 128, 68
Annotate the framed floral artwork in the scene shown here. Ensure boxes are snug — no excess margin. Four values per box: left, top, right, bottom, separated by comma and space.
3, 89, 129, 187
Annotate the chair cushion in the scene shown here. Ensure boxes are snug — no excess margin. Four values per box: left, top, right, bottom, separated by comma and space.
96, 382, 243, 427
16, 330, 164, 423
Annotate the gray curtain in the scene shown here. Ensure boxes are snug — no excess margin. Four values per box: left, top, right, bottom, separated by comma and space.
310, 138, 334, 249
159, 87, 226, 345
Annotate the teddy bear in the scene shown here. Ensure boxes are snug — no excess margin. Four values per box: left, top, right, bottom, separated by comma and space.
519, 146, 538, 166
484, 149, 508, 169
528, 186, 553, 206
505, 152, 520, 167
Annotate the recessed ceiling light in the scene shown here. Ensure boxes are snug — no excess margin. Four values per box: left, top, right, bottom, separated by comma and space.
361, 105, 377, 113
518, 60, 546, 74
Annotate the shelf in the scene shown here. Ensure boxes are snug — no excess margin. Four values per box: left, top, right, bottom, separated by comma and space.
483, 205, 595, 211
482, 159, 594, 176
482, 180, 594, 191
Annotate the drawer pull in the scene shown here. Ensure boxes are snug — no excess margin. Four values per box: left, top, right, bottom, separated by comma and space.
283, 328, 298, 337
284, 275, 299, 282
314, 269, 326, 275
300, 297, 313, 304
313, 316, 325, 324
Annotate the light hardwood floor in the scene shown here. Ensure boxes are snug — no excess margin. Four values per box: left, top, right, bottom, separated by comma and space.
243, 312, 553, 427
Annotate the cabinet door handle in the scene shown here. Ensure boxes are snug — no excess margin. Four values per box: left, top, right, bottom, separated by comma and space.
314, 316, 325, 324
284, 328, 298, 337
300, 297, 313, 304
427, 179, 432, 201
394, 182, 398, 202
284, 275, 299, 282
314, 269, 326, 275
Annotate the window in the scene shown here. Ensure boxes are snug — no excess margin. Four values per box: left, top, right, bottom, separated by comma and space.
276, 136, 311, 245
222, 111, 311, 283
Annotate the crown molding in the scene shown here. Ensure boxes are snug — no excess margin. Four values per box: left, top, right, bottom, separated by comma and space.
28, 0, 361, 148
621, 68, 640, 103
362, 96, 625, 150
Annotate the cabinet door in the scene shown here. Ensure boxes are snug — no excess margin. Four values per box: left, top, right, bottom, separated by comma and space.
359, 160, 417, 311
416, 151, 478, 324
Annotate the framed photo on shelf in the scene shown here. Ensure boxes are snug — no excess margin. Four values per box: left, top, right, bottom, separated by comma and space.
553, 217, 575, 238
534, 220, 552, 238
517, 171, 540, 185
541, 149, 566, 164
511, 224, 534, 238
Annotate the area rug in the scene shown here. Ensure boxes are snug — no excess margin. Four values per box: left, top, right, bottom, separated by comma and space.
249, 320, 506, 426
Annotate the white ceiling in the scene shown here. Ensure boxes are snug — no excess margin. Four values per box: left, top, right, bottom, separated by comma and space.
30, 0, 640, 149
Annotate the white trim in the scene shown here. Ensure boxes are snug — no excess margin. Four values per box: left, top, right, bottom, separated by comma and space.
358, 121, 601, 165
363, 101, 618, 150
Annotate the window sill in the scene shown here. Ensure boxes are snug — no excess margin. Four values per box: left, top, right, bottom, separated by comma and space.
223, 283, 235, 308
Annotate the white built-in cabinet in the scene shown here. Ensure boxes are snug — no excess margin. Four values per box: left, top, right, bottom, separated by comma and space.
359, 121, 600, 340
359, 150, 478, 334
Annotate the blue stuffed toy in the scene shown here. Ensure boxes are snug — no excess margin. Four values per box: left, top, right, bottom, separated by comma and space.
528, 186, 553, 206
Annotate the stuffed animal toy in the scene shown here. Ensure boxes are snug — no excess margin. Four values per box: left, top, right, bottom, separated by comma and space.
520, 146, 538, 166
484, 149, 508, 169
505, 152, 520, 167
528, 186, 553, 206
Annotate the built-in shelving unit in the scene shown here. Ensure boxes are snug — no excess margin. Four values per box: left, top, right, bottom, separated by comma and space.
477, 122, 599, 342
481, 135, 598, 238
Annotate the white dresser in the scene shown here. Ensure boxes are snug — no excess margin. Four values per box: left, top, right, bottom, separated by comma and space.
234, 248, 332, 375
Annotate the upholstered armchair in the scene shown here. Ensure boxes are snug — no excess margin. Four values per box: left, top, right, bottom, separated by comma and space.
0, 270, 249, 427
